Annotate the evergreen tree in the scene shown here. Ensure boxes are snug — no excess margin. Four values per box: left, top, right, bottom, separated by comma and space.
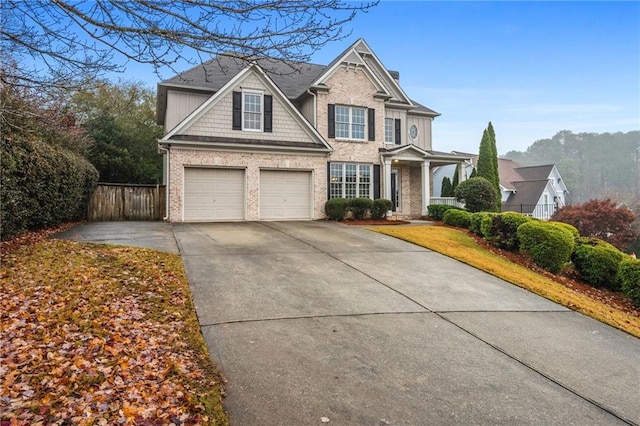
487, 121, 501, 211
441, 176, 454, 197
476, 125, 500, 212
452, 165, 460, 192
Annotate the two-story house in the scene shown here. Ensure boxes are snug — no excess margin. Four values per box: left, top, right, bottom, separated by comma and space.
156, 39, 469, 222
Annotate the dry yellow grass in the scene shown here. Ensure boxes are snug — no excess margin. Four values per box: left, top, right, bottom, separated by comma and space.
371, 225, 640, 338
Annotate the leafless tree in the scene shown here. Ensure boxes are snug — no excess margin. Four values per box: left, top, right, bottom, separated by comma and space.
1, 0, 377, 91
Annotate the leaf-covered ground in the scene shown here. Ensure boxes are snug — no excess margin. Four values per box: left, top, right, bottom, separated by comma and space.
1, 227, 227, 425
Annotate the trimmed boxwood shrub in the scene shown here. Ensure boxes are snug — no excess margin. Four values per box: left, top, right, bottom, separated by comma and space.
571, 237, 625, 290
470, 212, 492, 236
348, 197, 374, 220
443, 209, 472, 228
325, 198, 349, 221
618, 258, 640, 307
371, 199, 393, 220
548, 221, 579, 241
480, 212, 498, 240
1, 137, 98, 240
489, 212, 533, 251
517, 221, 575, 273
427, 204, 464, 221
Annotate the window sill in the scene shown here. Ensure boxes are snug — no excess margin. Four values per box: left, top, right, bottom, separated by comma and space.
335, 138, 368, 143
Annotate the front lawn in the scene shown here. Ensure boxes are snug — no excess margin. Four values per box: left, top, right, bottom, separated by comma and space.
371, 225, 640, 338
1, 232, 227, 425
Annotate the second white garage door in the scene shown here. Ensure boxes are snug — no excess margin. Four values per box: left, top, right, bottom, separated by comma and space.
184, 168, 245, 221
260, 170, 312, 220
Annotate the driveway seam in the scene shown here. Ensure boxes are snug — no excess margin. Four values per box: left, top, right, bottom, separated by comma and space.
260, 222, 636, 425
259, 222, 433, 313
439, 312, 637, 425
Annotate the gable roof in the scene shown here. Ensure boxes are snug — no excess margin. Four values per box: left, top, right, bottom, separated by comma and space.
504, 180, 553, 213
160, 64, 332, 153
513, 164, 555, 181
157, 39, 439, 125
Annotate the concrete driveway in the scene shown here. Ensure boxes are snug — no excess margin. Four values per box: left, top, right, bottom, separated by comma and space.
58, 221, 640, 425
173, 221, 640, 426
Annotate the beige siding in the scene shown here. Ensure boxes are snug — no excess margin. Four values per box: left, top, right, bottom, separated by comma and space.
181, 73, 316, 144
299, 97, 315, 127
406, 115, 433, 150
384, 108, 407, 145
167, 148, 327, 221
165, 90, 210, 132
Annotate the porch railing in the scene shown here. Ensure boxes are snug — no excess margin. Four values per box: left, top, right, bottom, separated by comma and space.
502, 203, 558, 220
429, 197, 465, 208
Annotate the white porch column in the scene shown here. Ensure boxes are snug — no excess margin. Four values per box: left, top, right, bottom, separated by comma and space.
421, 160, 431, 215
383, 158, 392, 200
459, 162, 466, 184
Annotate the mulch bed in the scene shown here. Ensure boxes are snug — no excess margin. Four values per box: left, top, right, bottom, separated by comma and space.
340, 219, 412, 226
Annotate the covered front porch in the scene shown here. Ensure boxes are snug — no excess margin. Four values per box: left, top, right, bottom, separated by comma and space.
380, 145, 470, 219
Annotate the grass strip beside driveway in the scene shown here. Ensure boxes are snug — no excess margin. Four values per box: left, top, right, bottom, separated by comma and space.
371, 225, 640, 338
1, 239, 227, 425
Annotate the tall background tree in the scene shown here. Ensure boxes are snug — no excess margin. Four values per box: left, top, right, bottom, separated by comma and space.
71, 80, 163, 183
475, 123, 501, 211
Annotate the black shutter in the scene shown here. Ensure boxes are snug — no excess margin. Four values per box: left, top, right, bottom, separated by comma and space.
368, 108, 375, 141
232, 91, 242, 130
394, 119, 401, 145
327, 162, 332, 199
263, 95, 273, 132
328, 104, 335, 138
373, 164, 381, 199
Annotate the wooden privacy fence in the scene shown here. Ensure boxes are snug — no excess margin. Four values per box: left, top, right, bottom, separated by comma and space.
87, 183, 166, 221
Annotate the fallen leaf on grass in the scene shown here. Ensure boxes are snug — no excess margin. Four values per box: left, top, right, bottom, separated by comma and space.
1, 238, 227, 425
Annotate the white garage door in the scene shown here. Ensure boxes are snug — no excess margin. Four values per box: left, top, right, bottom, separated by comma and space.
260, 170, 312, 219
184, 168, 244, 221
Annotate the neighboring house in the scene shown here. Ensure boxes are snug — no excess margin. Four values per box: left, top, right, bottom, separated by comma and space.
156, 39, 470, 222
433, 153, 569, 219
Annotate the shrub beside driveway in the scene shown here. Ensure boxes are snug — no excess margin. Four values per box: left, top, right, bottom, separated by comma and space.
1, 233, 227, 425
372, 225, 640, 338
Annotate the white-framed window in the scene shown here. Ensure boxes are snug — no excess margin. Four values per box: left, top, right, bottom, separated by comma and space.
329, 162, 372, 198
384, 118, 394, 143
243, 91, 262, 131
335, 106, 365, 140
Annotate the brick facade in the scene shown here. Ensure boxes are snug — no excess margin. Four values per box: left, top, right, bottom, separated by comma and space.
167, 149, 327, 221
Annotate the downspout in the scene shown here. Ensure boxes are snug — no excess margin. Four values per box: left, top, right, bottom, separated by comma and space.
158, 143, 170, 221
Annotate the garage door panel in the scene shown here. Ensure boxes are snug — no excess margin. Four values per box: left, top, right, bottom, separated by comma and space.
260, 171, 312, 220
184, 168, 244, 221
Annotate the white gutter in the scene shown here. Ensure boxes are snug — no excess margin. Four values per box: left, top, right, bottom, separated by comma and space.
158, 143, 170, 221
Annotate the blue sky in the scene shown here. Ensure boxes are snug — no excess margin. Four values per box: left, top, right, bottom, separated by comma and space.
135, 1, 640, 155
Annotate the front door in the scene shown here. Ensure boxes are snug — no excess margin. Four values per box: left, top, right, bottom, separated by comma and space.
391, 169, 400, 212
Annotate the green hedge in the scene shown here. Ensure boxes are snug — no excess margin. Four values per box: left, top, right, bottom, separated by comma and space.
371, 199, 393, 220
571, 238, 625, 291
348, 197, 374, 220
427, 204, 464, 221
618, 258, 640, 307
469, 212, 492, 236
517, 221, 575, 273
443, 209, 472, 229
548, 221, 580, 241
489, 212, 533, 251
1, 137, 98, 240
480, 212, 499, 240
325, 198, 349, 221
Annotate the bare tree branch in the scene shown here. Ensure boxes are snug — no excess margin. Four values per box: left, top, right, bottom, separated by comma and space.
1, 0, 377, 91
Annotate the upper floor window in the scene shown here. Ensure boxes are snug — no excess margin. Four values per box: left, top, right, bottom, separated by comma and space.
384, 117, 401, 145
328, 104, 375, 141
232, 90, 273, 133
336, 106, 365, 139
243, 92, 262, 131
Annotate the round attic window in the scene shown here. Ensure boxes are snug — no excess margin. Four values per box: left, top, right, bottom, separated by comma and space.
409, 124, 418, 140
